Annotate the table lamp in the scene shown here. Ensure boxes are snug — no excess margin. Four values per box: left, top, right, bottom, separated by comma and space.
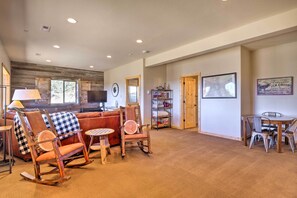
8, 100, 24, 110
12, 89, 41, 101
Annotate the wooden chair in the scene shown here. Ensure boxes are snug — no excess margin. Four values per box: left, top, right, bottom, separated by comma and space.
247, 116, 275, 152
120, 105, 152, 157
16, 109, 92, 185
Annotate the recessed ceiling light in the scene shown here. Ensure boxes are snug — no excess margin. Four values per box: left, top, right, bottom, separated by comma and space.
221, 0, 228, 1
136, 39, 143, 44
107, 55, 112, 59
67, 18, 77, 24
46, 59, 52, 63
53, 45, 60, 49
89, 65, 94, 68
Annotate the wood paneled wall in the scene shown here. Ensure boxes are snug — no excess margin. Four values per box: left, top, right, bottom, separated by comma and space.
11, 61, 104, 112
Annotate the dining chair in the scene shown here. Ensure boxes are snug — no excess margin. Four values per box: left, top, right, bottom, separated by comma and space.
273, 118, 297, 153
262, 112, 283, 117
261, 112, 283, 131
247, 116, 275, 152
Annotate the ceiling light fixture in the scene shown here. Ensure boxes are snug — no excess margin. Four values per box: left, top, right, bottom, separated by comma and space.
46, 59, 52, 63
221, 0, 228, 1
107, 55, 112, 59
53, 45, 60, 49
89, 65, 94, 68
67, 18, 77, 24
136, 39, 143, 44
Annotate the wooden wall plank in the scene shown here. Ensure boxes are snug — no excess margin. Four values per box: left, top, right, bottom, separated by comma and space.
11, 61, 104, 112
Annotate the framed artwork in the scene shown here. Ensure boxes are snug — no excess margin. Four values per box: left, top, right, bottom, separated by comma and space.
111, 83, 119, 97
257, 76, 293, 95
202, 72, 237, 99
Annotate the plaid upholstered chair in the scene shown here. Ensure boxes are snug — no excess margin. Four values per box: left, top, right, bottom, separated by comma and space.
119, 105, 152, 157
16, 109, 92, 185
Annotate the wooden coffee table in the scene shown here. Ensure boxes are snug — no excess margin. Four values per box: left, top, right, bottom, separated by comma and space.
85, 128, 114, 164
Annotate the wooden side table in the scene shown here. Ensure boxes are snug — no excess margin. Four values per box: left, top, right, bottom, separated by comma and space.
85, 128, 114, 165
0, 125, 13, 174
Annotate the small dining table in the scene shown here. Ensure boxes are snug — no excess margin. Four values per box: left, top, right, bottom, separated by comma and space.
242, 115, 295, 153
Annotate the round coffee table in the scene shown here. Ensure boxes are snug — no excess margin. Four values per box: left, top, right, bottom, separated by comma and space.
85, 128, 115, 164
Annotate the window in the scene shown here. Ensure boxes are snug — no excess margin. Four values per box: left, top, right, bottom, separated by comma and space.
51, 80, 77, 104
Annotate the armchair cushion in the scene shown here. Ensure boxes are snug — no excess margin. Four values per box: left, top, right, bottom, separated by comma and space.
36, 130, 56, 152
124, 120, 139, 134
36, 143, 83, 162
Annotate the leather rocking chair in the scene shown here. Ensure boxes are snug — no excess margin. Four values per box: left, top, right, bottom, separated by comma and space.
16, 109, 92, 185
120, 105, 152, 157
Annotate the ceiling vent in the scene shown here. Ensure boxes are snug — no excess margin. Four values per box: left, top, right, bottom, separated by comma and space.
41, 25, 51, 32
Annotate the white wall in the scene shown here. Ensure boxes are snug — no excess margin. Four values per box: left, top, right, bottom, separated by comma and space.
252, 41, 297, 117
143, 65, 167, 124
166, 47, 242, 139
241, 47, 252, 115
104, 59, 144, 111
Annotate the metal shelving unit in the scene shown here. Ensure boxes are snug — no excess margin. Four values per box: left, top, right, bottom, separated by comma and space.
151, 89, 172, 130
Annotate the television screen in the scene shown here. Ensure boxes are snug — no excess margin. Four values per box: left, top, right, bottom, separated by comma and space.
87, 91, 107, 103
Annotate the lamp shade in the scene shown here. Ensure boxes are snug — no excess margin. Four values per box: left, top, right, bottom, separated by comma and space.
12, 89, 41, 101
8, 100, 24, 109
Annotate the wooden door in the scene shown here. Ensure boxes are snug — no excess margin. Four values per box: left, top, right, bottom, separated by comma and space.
184, 77, 197, 128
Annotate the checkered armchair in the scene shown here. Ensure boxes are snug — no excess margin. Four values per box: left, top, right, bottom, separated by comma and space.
16, 109, 92, 185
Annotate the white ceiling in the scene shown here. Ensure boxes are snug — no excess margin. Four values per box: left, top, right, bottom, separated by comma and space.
0, 0, 297, 71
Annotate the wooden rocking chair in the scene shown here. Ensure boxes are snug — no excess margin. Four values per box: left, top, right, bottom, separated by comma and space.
16, 109, 92, 185
120, 105, 152, 157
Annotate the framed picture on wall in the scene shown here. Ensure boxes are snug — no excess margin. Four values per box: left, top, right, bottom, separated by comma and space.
202, 72, 237, 99
257, 76, 293, 95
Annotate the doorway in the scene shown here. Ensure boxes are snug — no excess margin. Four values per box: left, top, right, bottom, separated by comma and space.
126, 76, 140, 105
2, 64, 10, 111
181, 75, 200, 131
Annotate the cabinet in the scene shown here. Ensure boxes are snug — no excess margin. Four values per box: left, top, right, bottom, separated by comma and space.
151, 89, 172, 130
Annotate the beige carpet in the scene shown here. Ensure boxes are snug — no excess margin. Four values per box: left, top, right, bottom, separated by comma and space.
1, 128, 297, 198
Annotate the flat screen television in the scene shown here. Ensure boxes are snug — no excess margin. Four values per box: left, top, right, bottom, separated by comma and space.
87, 91, 107, 103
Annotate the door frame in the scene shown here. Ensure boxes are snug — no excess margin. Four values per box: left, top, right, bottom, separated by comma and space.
180, 73, 201, 132
125, 75, 141, 106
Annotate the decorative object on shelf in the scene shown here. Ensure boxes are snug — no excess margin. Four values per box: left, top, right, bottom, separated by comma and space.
257, 76, 293, 95
151, 89, 172, 130
111, 83, 119, 97
202, 72, 237, 99
156, 85, 164, 90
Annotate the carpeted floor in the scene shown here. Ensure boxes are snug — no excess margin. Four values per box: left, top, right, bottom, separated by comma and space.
1, 128, 297, 198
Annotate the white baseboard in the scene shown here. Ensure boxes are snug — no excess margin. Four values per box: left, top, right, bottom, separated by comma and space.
200, 131, 241, 141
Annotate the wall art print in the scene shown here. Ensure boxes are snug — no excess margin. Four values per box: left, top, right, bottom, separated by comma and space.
257, 76, 293, 95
